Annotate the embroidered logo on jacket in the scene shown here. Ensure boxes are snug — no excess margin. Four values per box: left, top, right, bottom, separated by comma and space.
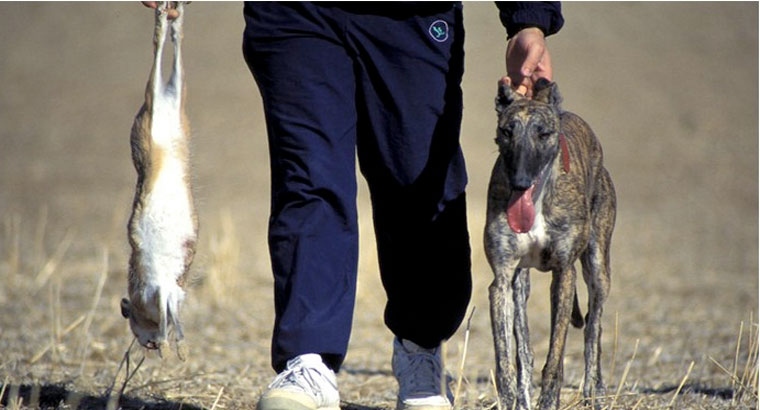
429, 20, 449, 42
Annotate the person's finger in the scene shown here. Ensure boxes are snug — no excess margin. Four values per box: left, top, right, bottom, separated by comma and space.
507, 73, 524, 93
500, 75, 532, 98
532, 49, 553, 83
516, 82, 529, 97
505, 39, 525, 90
520, 41, 545, 78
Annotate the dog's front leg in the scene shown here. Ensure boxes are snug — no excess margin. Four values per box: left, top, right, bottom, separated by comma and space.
538, 265, 577, 410
489, 269, 517, 409
486, 176, 521, 408
513, 268, 534, 409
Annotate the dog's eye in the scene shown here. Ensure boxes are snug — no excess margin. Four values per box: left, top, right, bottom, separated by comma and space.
497, 128, 511, 141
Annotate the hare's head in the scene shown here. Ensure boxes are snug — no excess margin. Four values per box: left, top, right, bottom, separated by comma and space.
121, 284, 185, 356
121, 296, 167, 351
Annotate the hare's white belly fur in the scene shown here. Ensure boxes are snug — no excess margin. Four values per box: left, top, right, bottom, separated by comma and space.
136, 95, 194, 297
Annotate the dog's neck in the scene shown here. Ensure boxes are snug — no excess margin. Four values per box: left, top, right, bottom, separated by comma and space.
534, 135, 570, 212
533, 161, 553, 204
559, 133, 570, 173
539, 133, 570, 195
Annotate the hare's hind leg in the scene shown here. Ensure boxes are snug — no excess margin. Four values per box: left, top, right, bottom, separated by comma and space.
149, 2, 170, 101
168, 2, 184, 98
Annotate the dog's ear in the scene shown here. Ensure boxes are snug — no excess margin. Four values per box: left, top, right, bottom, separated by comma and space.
496, 77, 520, 114
533, 78, 562, 107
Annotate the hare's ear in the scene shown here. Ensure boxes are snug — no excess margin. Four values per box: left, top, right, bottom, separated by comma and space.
121, 298, 131, 319
533, 78, 562, 107
496, 77, 520, 114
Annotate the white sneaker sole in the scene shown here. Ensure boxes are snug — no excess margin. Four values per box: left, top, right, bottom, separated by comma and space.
396, 400, 452, 410
257, 390, 340, 410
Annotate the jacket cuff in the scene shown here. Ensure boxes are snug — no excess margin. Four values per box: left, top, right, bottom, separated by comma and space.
496, 2, 564, 39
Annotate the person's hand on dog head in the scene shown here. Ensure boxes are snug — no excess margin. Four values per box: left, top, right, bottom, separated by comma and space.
505, 27, 553, 99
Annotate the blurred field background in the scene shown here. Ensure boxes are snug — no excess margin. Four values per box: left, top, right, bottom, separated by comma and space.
0, 2, 757, 409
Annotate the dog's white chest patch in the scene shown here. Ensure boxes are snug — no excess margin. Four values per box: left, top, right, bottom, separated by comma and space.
516, 201, 550, 269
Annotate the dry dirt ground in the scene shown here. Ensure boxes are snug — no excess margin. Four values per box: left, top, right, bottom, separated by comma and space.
0, 3, 757, 409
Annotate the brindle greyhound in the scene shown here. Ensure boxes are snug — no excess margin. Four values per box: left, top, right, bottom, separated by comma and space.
485, 77, 616, 410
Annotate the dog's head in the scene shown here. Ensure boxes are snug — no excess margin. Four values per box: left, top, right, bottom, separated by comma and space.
495, 77, 563, 190
495, 78, 563, 233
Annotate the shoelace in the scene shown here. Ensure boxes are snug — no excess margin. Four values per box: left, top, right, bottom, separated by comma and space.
268, 359, 335, 402
397, 350, 443, 397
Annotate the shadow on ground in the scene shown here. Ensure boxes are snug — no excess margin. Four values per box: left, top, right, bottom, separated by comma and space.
341, 402, 386, 410
0, 383, 392, 410
0, 383, 203, 410
640, 383, 735, 401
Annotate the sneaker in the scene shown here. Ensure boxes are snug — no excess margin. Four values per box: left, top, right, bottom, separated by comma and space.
257, 354, 341, 410
392, 338, 453, 410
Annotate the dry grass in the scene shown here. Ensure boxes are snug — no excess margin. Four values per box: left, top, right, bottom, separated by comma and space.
1, 210, 756, 409
0, 2, 758, 410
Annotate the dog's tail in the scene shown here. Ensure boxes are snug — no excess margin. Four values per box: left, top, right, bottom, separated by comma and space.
571, 291, 585, 329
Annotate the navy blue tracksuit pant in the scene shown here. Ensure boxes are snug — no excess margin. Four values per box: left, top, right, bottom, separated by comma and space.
242, 2, 472, 373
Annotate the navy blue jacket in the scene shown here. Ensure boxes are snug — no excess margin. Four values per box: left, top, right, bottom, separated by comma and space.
331, 2, 564, 39
272, 3, 563, 39
496, 2, 564, 38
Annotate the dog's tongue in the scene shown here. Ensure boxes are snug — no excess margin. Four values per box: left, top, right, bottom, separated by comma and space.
507, 184, 536, 233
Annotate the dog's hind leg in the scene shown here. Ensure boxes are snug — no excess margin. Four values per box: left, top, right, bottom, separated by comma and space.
580, 171, 616, 407
489, 268, 518, 409
513, 268, 534, 409
579, 245, 609, 408
538, 265, 576, 410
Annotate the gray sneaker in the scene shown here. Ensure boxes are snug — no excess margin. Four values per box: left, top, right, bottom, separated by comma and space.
392, 338, 453, 410
257, 354, 341, 410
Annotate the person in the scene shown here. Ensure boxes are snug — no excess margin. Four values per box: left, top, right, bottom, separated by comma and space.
142, 2, 563, 409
